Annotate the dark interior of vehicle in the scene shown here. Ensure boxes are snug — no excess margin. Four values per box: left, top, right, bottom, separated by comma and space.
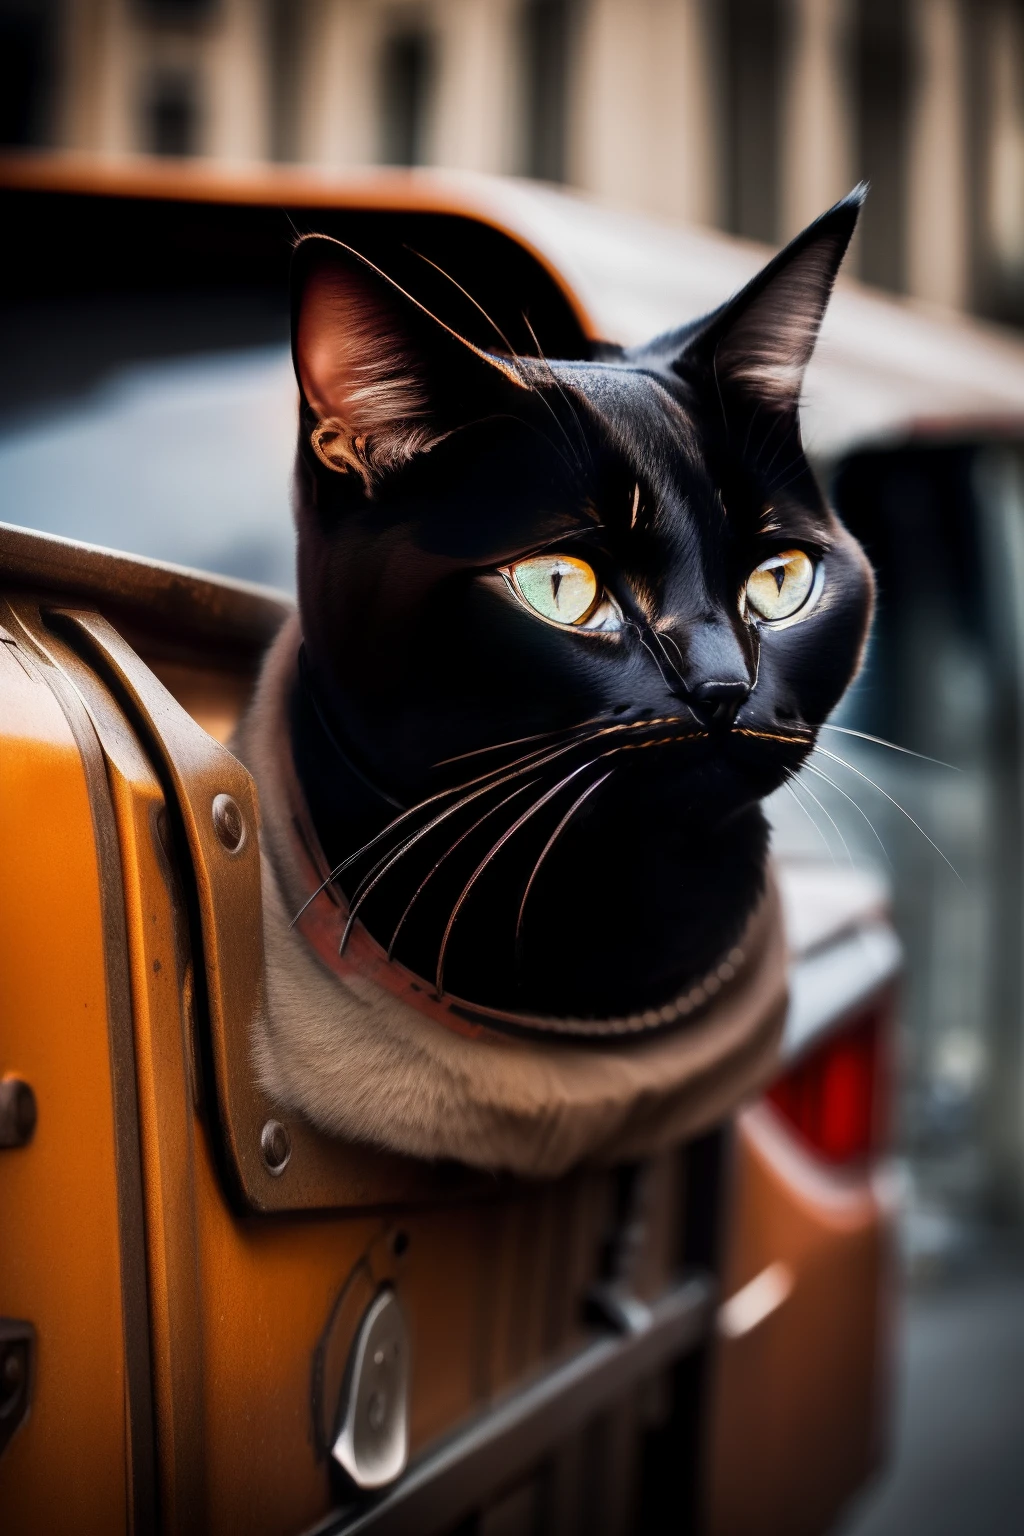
0, 186, 590, 422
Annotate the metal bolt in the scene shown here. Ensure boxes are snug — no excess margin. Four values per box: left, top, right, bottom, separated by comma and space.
0, 1077, 37, 1149
212, 793, 245, 853
261, 1119, 291, 1175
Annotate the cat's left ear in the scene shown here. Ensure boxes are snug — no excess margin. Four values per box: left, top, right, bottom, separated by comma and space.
651, 186, 864, 412
291, 233, 526, 493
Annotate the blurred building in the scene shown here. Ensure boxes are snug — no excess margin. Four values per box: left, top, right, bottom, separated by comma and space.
4, 0, 1024, 324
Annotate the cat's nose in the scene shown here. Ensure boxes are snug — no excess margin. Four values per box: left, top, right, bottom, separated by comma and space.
682, 679, 751, 730
661, 616, 754, 726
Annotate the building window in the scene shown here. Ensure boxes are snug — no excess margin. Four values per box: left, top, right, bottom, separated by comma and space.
133, 0, 218, 18
0, 0, 58, 147
852, 0, 913, 292
976, 1, 1024, 324
144, 66, 201, 157
520, 0, 571, 183
718, 0, 788, 244
380, 29, 434, 167
267, 0, 304, 162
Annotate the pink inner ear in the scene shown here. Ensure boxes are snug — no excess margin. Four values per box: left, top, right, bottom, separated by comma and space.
715, 240, 840, 405
711, 213, 855, 409
295, 261, 430, 435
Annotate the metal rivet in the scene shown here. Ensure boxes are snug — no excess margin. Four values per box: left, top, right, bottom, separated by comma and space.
212, 793, 245, 853
0, 1077, 37, 1150
261, 1119, 291, 1175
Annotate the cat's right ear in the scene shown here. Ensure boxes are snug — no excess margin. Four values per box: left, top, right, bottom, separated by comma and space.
291, 235, 526, 493
635, 187, 864, 417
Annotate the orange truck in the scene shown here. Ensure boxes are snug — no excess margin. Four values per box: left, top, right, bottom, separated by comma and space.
0, 159, 902, 1536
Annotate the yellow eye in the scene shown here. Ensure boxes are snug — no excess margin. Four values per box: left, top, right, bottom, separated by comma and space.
745, 549, 815, 622
508, 554, 600, 627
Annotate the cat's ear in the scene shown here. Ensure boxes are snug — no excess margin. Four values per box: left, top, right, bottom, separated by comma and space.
291, 234, 525, 491
656, 187, 865, 412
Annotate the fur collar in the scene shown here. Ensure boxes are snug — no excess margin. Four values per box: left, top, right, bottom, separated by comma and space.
234, 618, 788, 1176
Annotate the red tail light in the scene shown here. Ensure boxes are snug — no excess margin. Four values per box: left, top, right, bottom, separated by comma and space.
766, 1003, 891, 1165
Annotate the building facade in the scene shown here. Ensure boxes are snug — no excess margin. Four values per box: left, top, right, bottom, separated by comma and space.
4, 0, 1024, 323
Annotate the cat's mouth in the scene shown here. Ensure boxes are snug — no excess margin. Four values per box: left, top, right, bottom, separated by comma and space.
428, 713, 814, 807
725, 722, 815, 766
436, 709, 801, 762
312, 709, 808, 1021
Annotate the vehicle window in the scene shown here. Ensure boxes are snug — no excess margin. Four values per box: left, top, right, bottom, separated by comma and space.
0, 344, 297, 590
823, 441, 1024, 1209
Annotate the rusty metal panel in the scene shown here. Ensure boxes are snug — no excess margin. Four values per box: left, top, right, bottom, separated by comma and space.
0, 615, 151, 1534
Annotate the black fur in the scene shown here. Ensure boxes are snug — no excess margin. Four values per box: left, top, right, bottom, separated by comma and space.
288, 191, 874, 1022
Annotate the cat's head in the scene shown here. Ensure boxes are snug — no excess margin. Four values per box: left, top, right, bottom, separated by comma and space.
287, 192, 874, 1023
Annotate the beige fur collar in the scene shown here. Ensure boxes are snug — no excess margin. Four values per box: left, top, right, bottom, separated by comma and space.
234, 618, 788, 1177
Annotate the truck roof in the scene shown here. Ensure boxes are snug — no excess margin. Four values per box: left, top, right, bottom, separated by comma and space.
4, 152, 1024, 455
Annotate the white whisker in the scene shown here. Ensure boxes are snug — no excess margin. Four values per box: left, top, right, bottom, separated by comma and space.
516, 769, 614, 956
812, 744, 963, 884
795, 774, 853, 864
820, 723, 959, 772
802, 760, 893, 869
436, 761, 595, 995
783, 779, 837, 864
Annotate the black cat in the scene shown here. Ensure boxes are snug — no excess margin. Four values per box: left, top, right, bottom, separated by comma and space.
285, 190, 874, 1030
